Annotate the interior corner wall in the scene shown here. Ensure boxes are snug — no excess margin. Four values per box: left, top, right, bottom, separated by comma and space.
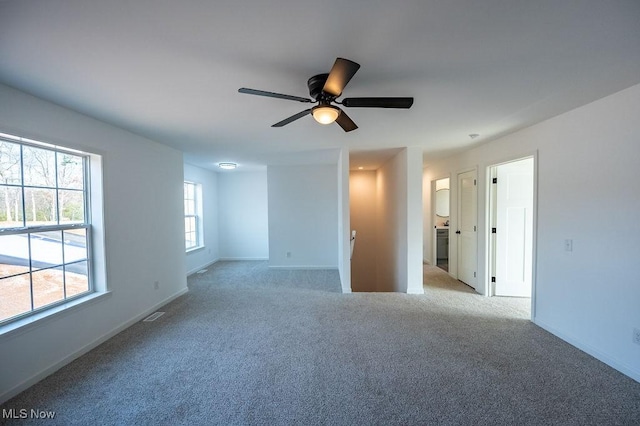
184, 163, 220, 274
422, 170, 432, 263
375, 148, 423, 293
423, 83, 640, 382
337, 148, 351, 293
267, 164, 338, 269
405, 146, 424, 294
218, 171, 269, 260
0, 83, 188, 402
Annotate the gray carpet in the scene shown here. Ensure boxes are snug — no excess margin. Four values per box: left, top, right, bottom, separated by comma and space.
2, 261, 639, 425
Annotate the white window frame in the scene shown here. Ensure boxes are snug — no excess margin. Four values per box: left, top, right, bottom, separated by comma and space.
0, 131, 107, 333
184, 181, 203, 252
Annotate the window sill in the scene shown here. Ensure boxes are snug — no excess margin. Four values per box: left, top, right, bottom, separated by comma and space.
0, 291, 112, 341
186, 245, 205, 254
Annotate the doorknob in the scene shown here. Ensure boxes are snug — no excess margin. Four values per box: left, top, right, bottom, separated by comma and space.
456, 230, 461, 234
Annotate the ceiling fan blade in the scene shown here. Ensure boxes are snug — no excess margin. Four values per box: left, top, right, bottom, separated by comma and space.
272, 109, 313, 127
342, 97, 414, 108
322, 58, 361, 97
335, 108, 358, 132
239, 88, 312, 103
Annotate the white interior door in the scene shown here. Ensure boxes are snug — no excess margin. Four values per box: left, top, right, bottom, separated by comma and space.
493, 158, 534, 297
457, 170, 477, 288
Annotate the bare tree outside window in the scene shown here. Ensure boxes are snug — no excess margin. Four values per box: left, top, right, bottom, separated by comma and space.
0, 136, 91, 324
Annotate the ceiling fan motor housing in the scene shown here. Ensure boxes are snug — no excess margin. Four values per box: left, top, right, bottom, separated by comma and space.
307, 73, 333, 101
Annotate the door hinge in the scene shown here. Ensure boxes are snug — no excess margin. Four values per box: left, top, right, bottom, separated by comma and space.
474, 272, 476, 278
474, 226, 476, 232
491, 276, 496, 283
474, 179, 477, 185
492, 227, 496, 234
492, 177, 497, 184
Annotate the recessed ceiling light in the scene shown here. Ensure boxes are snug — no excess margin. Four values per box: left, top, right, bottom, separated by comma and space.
218, 162, 237, 170
358, 166, 364, 170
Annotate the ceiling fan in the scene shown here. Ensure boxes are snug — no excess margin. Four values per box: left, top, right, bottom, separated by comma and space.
238, 58, 413, 132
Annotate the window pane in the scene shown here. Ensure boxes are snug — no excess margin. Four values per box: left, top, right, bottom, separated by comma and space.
185, 233, 196, 249
0, 135, 93, 325
185, 199, 195, 215
0, 274, 32, 322
23, 146, 56, 187
32, 266, 64, 309
185, 212, 196, 249
0, 141, 22, 185
57, 153, 84, 190
64, 228, 87, 263
0, 185, 24, 228
31, 231, 63, 270
185, 182, 194, 199
185, 217, 194, 233
59, 189, 85, 223
66, 261, 89, 297
24, 187, 57, 225
0, 234, 30, 277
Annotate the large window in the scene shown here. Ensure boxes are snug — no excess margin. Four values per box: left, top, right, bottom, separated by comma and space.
184, 181, 202, 251
0, 135, 91, 325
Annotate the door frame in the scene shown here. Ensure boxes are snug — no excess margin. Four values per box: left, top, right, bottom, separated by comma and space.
486, 153, 538, 319
431, 176, 451, 269
455, 167, 478, 289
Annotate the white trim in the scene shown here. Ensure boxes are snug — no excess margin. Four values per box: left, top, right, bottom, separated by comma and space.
185, 245, 205, 254
186, 258, 219, 276
268, 265, 338, 270
0, 291, 111, 340
218, 257, 269, 261
484, 151, 538, 320
0, 287, 188, 404
535, 319, 640, 384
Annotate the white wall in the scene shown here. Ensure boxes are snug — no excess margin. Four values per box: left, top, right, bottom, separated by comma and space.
218, 171, 269, 260
337, 148, 351, 292
267, 164, 338, 268
405, 147, 424, 294
375, 148, 424, 293
424, 83, 640, 382
184, 163, 220, 274
0, 83, 187, 402
350, 170, 378, 291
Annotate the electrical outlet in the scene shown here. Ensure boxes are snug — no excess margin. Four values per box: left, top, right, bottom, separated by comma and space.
154, 281, 160, 290
633, 328, 640, 345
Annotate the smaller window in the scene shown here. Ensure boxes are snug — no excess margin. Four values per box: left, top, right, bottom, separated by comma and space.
184, 181, 202, 251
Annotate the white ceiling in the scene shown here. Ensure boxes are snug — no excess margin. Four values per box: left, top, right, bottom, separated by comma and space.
1, 1, 639, 171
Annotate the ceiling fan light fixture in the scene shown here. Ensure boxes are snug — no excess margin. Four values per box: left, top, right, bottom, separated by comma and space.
312, 105, 340, 125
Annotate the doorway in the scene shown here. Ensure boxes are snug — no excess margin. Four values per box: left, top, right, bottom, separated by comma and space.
488, 157, 535, 299
432, 178, 450, 272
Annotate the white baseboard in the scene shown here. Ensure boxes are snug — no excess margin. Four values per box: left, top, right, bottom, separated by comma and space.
268, 265, 338, 270
0, 287, 188, 404
186, 258, 219, 276
534, 319, 640, 384
218, 257, 269, 261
